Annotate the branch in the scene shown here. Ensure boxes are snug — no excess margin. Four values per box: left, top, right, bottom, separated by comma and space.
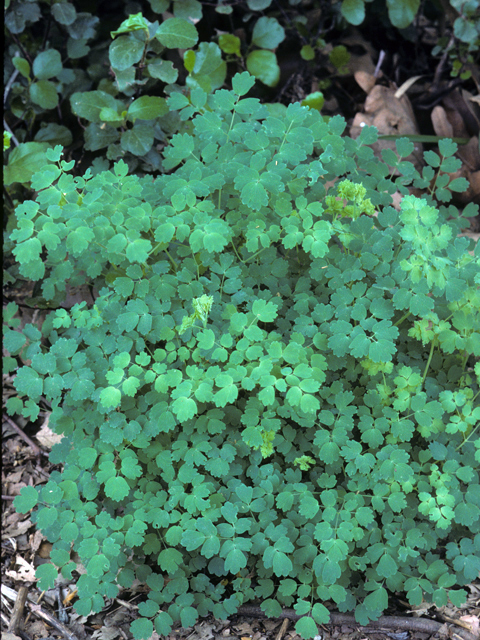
236, 605, 478, 640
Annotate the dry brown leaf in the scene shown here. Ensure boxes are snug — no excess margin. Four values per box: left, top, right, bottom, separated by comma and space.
62, 283, 96, 309
6, 470, 24, 484
27, 621, 52, 638
3, 517, 32, 539
6, 554, 36, 582
395, 75, 424, 98
91, 627, 122, 640
6, 481, 30, 498
350, 84, 423, 170
354, 71, 376, 94
29, 529, 44, 555
35, 415, 63, 449
459, 615, 480, 635
431, 105, 454, 138
444, 89, 480, 136
431, 103, 480, 204
338, 31, 378, 76
457, 136, 480, 172
37, 541, 53, 559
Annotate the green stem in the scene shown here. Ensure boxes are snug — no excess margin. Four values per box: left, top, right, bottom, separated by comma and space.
456, 421, 480, 451
421, 336, 437, 386
243, 246, 269, 264
393, 311, 412, 327
231, 241, 245, 264
191, 249, 200, 280
164, 249, 178, 272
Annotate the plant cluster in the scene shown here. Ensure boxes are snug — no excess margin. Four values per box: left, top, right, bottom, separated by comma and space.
432, 0, 480, 79
6, 71, 480, 640
4, 0, 479, 195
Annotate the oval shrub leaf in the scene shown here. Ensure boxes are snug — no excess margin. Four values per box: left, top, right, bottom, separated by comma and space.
155, 17, 199, 49
127, 96, 168, 121
109, 35, 144, 71
246, 50, 280, 87
71, 91, 120, 123
252, 17, 285, 50
341, 0, 365, 25
30, 80, 59, 109
121, 125, 154, 156
32, 49, 62, 79
52, 2, 77, 25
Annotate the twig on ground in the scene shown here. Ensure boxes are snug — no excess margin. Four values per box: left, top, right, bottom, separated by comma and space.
27, 602, 80, 640
2, 414, 45, 457
8, 586, 28, 635
236, 605, 479, 640
432, 34, 455, 89
274, 617, 289, 640
439, 613, 479, 632
24, 591, 46, 626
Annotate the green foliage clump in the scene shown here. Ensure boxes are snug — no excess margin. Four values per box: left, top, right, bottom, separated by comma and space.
4, 0, 288, 185
5, 0, 477, 193
7, 72, 480, 640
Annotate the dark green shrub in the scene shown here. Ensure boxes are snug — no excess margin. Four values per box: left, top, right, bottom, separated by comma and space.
8, 72, 480, 640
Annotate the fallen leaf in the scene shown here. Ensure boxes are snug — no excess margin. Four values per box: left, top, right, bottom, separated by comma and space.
395, 75, 424, 99
459, 615, 479, 634
431, 101, 480, 205
6, 554, 36, 582
6, 470, 24, 484
27, 621, 50, 637
35, 415, 63, 449
92, 626, 122, 640
3, 517, 32, 538
431, 104, 454, 138
338, 31, 378, 77
63, 589, 78, 605
354, 71, 376, 94
29, 529, 44, 554
37, 541, 53, 559
350, 84, 423, 171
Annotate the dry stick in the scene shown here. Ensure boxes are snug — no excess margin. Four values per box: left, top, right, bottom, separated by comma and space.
4, 67, 19, 105
374, 50, 386, 78
432, 34, 456, 90
24, 591, 46, 626
236, 605, 478, 640
7, 585, 28, 634
26, 602, 80, 640
440, 613, 479, 631
275, 617, 289, 640
4, 119, 19, 147
2, 414, 45, 457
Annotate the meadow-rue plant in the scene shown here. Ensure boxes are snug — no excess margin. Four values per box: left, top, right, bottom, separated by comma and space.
6, 71, 480, 640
